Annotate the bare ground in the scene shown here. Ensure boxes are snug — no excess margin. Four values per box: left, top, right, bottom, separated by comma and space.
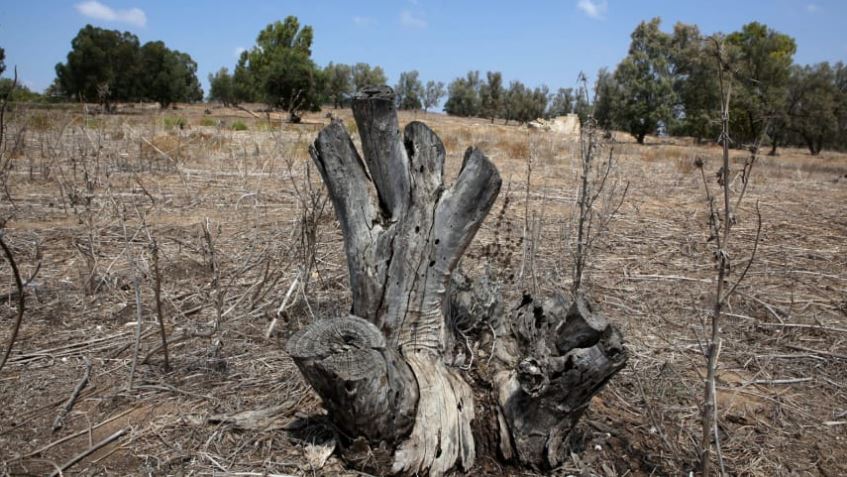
1, 103, 846, 476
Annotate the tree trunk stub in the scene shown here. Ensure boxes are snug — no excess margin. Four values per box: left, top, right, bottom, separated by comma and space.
287, 86, 627, 476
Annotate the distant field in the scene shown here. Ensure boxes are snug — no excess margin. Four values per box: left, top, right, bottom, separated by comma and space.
1, 103, 846, 476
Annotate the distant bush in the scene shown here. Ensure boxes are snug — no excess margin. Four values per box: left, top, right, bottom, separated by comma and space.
231, 120, 248, 131
255, 120, 275, 131
200, 117, 217, 127
163, 116, 187, 130
0, 78, 43, 102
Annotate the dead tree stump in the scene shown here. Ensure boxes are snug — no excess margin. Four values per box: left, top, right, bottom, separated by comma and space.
287, 86, 627, 476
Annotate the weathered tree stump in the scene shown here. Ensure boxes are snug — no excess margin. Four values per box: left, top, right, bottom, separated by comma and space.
287, 86, 627, 476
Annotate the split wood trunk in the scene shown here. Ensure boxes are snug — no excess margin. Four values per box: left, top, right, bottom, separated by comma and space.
287, 86, 627, 476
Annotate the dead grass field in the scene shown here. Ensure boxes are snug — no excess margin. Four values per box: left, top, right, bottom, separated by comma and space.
1, 102, 846, 476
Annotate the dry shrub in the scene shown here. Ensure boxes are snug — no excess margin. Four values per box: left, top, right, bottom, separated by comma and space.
28, 112, 55, 132
497, 135, 529, 160
189, 130, 230, 152
674, 156, 697, 174
441, 133, 459, 154
141, 134, 185, 161
640, 147, 660, 163
457, 127, 473, 143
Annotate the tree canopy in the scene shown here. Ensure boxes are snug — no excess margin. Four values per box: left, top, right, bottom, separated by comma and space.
140, 41, 203, 109
612, 18, 677, 143
208, 67, 236, 106
395, 70, 424, 110
54, 25, 202, 108
351, 63, 387, 93
232, 17, 323, 112
423, 80, 446, 112
324, 62, 353, 108
444, 71, 482, 117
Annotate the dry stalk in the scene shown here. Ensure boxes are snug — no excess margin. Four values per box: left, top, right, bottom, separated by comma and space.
150, 237, 170, 370
698, 36, 767, 476
127, 275, 144, 390
0, 231, 25, 373
202, 218, 224, 334
47, 427, 128, 477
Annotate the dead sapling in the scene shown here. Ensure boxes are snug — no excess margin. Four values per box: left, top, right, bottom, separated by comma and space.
697, 35, 767, 476
572, 73, 629, 297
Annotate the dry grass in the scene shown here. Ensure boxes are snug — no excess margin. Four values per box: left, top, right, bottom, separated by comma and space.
1, 103, 846, 476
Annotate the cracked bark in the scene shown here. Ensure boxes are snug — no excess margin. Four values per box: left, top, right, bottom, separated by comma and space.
287, 86, 626, 476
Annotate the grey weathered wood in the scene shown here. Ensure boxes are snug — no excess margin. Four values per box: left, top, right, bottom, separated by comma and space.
287, 316, 418, 442
290, 85, 501, 476
288, 86, 625, 476
492, 293, 627, 469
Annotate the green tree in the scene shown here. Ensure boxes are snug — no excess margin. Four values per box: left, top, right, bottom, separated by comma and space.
504, 81, 548, 124
352, 63, 388, 92
395, 70, 424, 110
480, 71, 504, 122
548, 87, 575, 117
208, 67, 236, 106
726, 22, 796, 145
263, 49, 323, 112
503, 80, 527, 124
55, 25, 142, 108
668, 23, 721, 141
592, 68, 619, 129
0, 47, 5, 76
444, 71, 481, 117
324, 62, 352, 108
233, 51, 259, 103
786, 63, 839, 155
423, 80, 445, 113
834, 62, 847, 150
139, 41, 203, 108
238, 17, 323, 112
614, 18, 677, 144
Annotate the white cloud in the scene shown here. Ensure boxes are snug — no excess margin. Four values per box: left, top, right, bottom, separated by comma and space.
234, 47, 246, 58
577, 0, 607, 20
352, 16, 376, 27
806, 3, 820, 13
400, 10, 427, 29
75, 1, 146, 27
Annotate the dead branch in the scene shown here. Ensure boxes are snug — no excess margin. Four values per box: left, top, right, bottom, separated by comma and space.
0, 232, 25, 373
52, 356, 92, 432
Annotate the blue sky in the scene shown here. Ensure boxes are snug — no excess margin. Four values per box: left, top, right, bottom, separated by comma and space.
1, 0, 845, 96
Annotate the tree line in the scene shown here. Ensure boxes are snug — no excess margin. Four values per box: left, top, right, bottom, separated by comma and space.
586, 19, 847, 154
205, 17, 447, 115
438, 19, 846, 154
3, 15, 845, 154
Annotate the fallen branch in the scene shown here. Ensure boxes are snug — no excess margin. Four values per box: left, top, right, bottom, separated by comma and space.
758, 322, 847, 334
749, 377, 813, 385
19, 408, 136, 460
48, 427, 128, 477
52, 357, 92, 432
